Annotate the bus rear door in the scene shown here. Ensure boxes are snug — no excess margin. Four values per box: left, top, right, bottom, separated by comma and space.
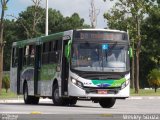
34, 45, 41, 95
17, 48, 23, 94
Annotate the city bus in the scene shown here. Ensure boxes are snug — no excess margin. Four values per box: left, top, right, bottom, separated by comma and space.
10, 29, 131, 108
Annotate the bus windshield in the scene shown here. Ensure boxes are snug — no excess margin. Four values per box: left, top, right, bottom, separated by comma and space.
71, 41, 129, 72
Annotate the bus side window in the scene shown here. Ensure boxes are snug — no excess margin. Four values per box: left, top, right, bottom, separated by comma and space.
23, 47, 26, 66
12, 47, 18, 67
29, 45, 35, 65
23, 45, 29, 66
42, 42, 49, 64
49, 41, 56, 63
48, 39, 62, 64
54, 39, 62, 63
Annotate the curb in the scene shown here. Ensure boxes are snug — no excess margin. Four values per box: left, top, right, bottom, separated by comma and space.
127, 96, 160, 100
0, 98, 52, 103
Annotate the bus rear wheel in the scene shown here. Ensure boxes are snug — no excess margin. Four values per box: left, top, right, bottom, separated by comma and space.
99, 98, 116, 108
24, 83, 32, 104
23, 83, 39, 104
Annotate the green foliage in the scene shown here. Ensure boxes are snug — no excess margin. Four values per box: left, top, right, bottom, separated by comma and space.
0, 89, 19, 99
2, 75, 10, 93
140, 4, 160, 86
15, 6, 90, 39
16, 6, 45, 39
148, 69, 160, 92
141, 5, 160, 66
130, 88, 160, 96
3, 19, 18, 71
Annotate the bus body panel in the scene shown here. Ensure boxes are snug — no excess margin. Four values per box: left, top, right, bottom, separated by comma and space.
10, 67, 17, 93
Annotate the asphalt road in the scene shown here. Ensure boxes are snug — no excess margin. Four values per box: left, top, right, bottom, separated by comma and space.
0, 98, 160, 120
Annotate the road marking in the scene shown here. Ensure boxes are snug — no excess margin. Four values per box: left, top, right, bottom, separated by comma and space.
30, 111, 42, 114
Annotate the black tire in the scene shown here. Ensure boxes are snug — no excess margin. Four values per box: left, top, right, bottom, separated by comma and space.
31, 96, 39, 104
23, 83, 32, 104
66, 98, 77, 106
99, 98, 116, 108
52, 84, 65, 106
23, 83, 39, 104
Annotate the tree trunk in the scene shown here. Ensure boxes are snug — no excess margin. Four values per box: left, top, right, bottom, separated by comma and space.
0, 0, 5, 94
6, 88, 8, 93
134, 16, 141, 94
131, 41, 135, 89
155, 86, 157, 93
0, 48, 3, 94
135, 50, 140, 93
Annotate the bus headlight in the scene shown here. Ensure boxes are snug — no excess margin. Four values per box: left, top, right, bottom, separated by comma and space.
121, 80, 129, 89
71, 78, 83, 88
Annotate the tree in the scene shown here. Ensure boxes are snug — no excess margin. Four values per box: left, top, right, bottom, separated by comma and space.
89, 0, 100, 28
3, 19, 18, 71
140, 2, 160, 87
142, 3, 160, 67
103, 0, 151, 93
0, 0, 9, 94
62, 13, 89, 30
15, 1, 45, 39
148, 69, 160, 92
15, 7, 89, 40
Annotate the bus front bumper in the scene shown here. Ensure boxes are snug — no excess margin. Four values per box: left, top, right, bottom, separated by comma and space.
68, 82, 130, 98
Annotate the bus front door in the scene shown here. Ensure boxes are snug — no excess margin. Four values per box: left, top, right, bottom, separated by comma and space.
61, 40, 69, 96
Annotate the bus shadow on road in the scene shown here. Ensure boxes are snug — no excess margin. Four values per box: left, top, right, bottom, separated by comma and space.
0, 102, 106, 109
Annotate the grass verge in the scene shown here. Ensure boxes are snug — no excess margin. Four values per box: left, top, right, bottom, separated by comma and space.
0, 89, 22, 99
130, 88, 160, 96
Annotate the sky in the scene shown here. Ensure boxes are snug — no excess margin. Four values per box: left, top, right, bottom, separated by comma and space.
5, 0, 115, 28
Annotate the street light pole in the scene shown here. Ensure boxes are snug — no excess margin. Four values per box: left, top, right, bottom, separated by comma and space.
45, 0, 48, 36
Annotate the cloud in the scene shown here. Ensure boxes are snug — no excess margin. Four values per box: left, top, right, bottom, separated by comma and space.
6, 0, 115, 28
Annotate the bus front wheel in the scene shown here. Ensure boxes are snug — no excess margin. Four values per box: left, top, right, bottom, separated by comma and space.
99, 98, 116, 108
52, 84, 65, 106
66, 97, 77, 106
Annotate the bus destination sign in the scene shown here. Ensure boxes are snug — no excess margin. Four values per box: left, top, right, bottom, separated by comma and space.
74, 31, 127, 41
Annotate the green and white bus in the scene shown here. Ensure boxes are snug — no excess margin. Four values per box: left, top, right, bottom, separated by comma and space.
10, 29, 131, 108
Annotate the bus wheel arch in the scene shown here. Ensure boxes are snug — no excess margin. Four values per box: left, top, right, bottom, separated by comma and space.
52, 79, 58, 88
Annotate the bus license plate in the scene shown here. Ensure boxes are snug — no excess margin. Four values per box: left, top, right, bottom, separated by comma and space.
97, 90, 108, 94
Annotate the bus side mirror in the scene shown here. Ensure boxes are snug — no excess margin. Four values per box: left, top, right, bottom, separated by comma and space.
129, 47, 133, 58
56, 65, 61, 72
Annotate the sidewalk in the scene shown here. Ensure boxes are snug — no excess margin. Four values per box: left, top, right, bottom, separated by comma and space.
0, 96, 160, 103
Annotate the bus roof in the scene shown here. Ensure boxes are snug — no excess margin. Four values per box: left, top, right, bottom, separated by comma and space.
12, 32, 64, 47
12, 29, 127, 47
75, 29, 126, 33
